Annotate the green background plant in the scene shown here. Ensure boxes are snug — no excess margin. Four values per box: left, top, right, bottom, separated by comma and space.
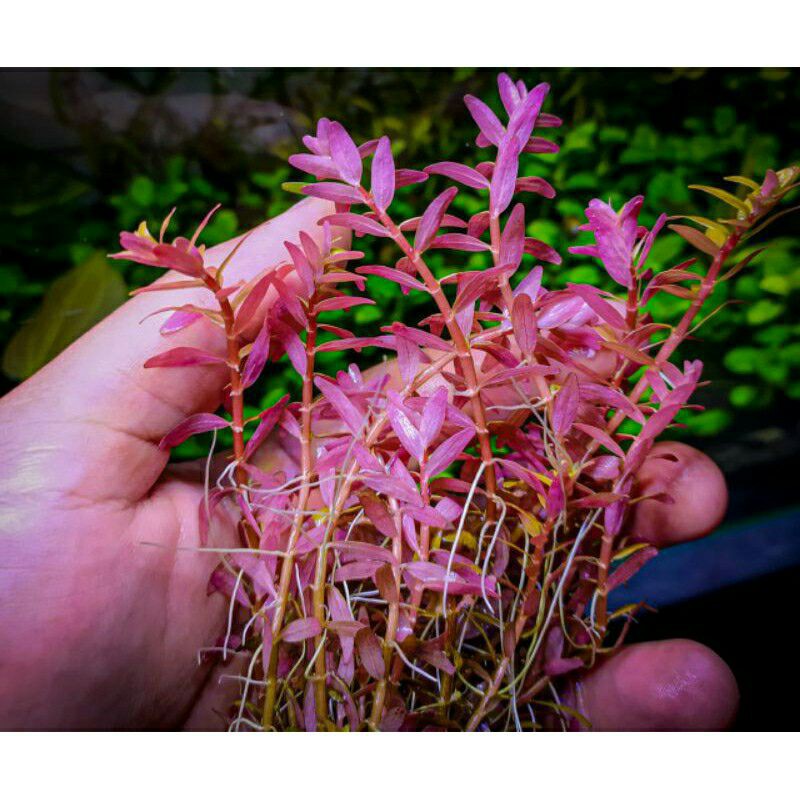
0, 68, 797, 458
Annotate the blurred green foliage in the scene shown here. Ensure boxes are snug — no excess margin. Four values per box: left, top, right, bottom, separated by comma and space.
0, 68, 798, 453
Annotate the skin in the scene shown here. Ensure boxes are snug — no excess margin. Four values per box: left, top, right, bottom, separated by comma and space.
0, 198, 738, 730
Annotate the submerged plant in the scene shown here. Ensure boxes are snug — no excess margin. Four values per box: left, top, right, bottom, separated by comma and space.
112, 74, 798, 731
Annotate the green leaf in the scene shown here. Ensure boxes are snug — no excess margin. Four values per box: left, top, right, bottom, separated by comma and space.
685, 409, 732, 437
723, 347, 761, 374
2, 252, 128, 380
688, 184, 749, 214
746, 299, 783, 326
129, 176, 156, 207
729, 385, 759, 408
779, 342, 800, 367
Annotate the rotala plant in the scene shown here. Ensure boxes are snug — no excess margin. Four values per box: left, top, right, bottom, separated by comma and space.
113, 73, 798, 731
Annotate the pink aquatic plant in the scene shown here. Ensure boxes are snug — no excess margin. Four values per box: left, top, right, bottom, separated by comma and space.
113, 73, 798, 731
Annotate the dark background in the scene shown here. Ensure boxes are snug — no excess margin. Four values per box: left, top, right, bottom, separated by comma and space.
1, 68, 798, 729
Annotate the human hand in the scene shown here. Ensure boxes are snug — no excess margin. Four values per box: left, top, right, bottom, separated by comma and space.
0, 198, 737, 730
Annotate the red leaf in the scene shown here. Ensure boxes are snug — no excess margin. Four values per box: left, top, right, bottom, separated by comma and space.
668, 224, 720, 257
394, 169, 428, 187
144, 347, 226, 369
356, 628, 385, 680
607, 546, 658, 591
315, 296, 375, 313
234, 271, 275, 334
244, 395, 290, 459
159, 413, 229, 449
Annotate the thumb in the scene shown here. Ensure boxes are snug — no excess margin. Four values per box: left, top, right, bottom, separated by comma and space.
1, 198, 341, 504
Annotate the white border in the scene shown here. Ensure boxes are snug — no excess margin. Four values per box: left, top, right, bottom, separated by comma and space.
2, 1, 796, 66
3, 731, 800, 797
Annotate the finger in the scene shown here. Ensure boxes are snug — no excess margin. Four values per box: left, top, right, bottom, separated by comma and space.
2, 198, 340, 503
627, 441, 728, 547
577, 638, 739, 731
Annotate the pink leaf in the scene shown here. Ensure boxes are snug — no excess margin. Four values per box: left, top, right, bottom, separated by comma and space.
328, 586, 354, 622
315, 296, 375, 313
360, 493, 398, 539
497, 72, 520, 115
328, 121, 363, 186
289, 153, 340, 181
430, 233, 490, 252
415, 187, 458, 253
160, 308, 203, 335
425, 161, 490, 190
490, 140, 520, 216
546, 477, 565, 516
419, 387, 448, 451
356, 265, 428, 293
394, 169, 428, 187
356, 628, 385, 680
322, 213, 390, 238
511, 292, 537, 355
463, 95, 504, 146
399, 213, 466, 232
371, 136, 395, 212
524, 237, 562, 264
566, 283, 627, 330
387, 393, 424, 462
244, 394, 290, 459
333, 541, 398, 565
424, 427, 475, 478
507, 82, 549, 149
607, 546, 658, 591
282, 616, 322, 643
303, 683, 316, 732
301, 182, 363, 205
573, 423, 625, 459
523, 137, 560, 154
552, 373, 580, 436
402, 504, 448, 529
234, 271, 275, 334
314, 376, 365, 435
516, 176, 556, 198
499, 203, 526, 268
277, 324, 307, 374
159, 413, 229, 449
144, 347, 226, 369
241, 320, 271, 388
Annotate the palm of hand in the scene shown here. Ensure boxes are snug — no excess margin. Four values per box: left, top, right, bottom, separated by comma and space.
0, 200, 737, 730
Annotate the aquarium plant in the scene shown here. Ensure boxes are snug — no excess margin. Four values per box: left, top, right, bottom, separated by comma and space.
112, 73, 798, 731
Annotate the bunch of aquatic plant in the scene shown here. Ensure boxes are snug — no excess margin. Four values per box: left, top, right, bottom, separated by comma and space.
112, 73, 798, 731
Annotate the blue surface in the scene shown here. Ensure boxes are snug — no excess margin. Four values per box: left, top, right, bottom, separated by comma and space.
610, 506, 800, 609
